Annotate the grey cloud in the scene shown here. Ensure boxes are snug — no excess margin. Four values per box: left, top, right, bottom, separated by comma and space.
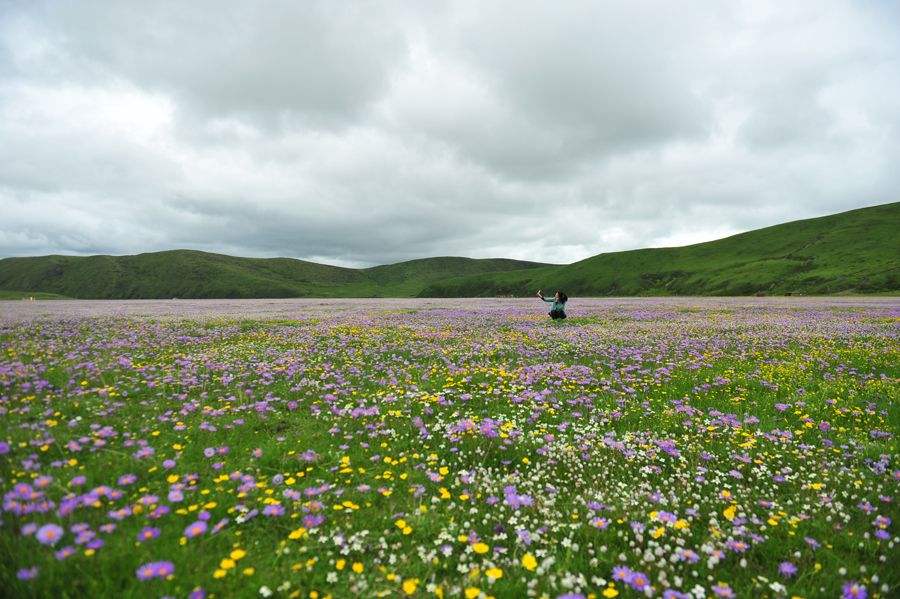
0, 0, 898, 266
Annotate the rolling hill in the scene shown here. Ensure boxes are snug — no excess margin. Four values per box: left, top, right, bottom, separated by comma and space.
421, 202, 900, 296
0, 250, 550, 299
0, 202, 897, 298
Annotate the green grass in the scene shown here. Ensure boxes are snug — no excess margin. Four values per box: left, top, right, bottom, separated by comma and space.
0, 301, 896, 597
422, 202, 900, 296
0, 202, 897, 298
0, 251, 550, 299
0, 290, 71, 299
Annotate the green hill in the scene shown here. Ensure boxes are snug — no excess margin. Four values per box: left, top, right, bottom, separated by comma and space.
421, 202, 900, 297
1, 203, 897, 298
0, 250, 550, 299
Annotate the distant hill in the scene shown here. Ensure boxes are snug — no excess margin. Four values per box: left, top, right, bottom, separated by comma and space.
0, 203, 897, 298
0, 250, 550, 299
421, 202, 900, 296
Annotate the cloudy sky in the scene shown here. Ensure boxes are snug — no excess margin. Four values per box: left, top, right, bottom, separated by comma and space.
1, 0, 898, 267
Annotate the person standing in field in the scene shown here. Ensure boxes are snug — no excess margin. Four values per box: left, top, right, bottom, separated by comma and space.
537, 289, 567, 320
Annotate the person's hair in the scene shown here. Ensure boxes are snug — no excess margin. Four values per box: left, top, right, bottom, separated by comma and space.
556, 290, 568, 303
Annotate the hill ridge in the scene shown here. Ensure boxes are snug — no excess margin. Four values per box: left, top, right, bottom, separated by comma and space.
1, 202, 897, 298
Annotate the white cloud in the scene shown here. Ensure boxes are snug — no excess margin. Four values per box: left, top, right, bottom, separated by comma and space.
0, 0, 898, 266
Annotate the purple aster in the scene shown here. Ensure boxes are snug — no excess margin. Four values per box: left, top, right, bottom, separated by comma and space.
135, 561, 175, 580
712, 583, 735, 598
137, 526, 161, 542
17, 566, 38, 580
778, 562, 797, 577
842, 582, 867, 599
627, 571, 651, 592
612, 565, 633, 582
303, 514, 325, 528
183, 520, 207, 538
35, 523, 64, 546
55, 546, 76, 560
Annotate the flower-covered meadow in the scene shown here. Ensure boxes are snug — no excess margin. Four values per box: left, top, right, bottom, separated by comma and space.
1, 298, 897, 598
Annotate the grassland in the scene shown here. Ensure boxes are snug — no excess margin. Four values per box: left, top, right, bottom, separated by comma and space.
1, 202, 897, 299
422, 202, 900, 297
0, 298, 897, 598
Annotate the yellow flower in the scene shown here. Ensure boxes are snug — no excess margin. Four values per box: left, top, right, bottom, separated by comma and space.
464, 588, 480, 599
336, 559, 346, 571
485, 567, 503, 579
220, 558, 236, 570
402, 578, 419, 595
472, 542, 489, 554
213, 569, 227, 579
723, 505, 736, 521
522, 553, 537, 571
242, 567, 255, 576
288, 527, 307, 540
230, 549, 246, 560
651, 526, 665, 539
602, 586, 619, 598
352, 562, 364, 574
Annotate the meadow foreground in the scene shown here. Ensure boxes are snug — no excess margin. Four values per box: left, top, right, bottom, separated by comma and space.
0, 298, 897, 598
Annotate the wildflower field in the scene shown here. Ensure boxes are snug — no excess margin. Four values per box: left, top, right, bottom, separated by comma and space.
1, 298, 897, 599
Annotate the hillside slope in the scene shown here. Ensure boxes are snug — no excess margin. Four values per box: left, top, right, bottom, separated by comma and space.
1, 203, 896, 298
0, 250, 550, 299
420, 202, 900, 296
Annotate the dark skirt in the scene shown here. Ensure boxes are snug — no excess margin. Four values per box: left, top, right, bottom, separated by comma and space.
549, 309, 566, 320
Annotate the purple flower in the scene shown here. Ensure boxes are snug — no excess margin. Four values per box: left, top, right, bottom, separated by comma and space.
842, 582, 867, 599
778, 561, 797, 577
183, 520, 207, 538
627, 571, 651, 591
135, 561, 175, 580
17, 566, 38, 580
0, 441, 10, 455
55, 546, 76, 560
712, 583, 735, 598
35, 523, 64, 546
612, 566, 633, 582
263, 504, 285, 517
303, 514, 325, 528
137, 526, 161, 542
503, 485, 533, 509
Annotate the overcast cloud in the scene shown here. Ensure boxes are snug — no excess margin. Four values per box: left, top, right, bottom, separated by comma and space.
1, 0, 898, 266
